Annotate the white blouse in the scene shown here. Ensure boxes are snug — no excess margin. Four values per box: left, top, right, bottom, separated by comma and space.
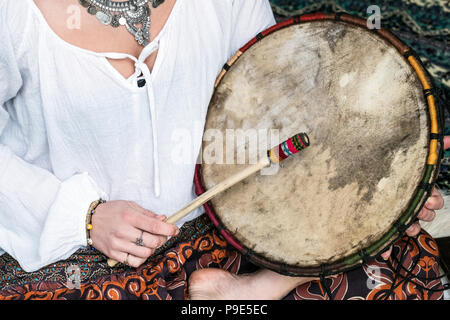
0, 0, 275, 272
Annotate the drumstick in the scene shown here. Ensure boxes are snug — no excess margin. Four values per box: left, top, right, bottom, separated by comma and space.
107, 132, 310, 267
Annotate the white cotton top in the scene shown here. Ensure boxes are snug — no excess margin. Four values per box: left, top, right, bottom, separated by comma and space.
0, 0, 275, 272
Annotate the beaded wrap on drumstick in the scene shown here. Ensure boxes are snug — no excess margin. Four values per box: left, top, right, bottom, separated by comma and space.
268, 133, 310, 164
107, 132, 310, 267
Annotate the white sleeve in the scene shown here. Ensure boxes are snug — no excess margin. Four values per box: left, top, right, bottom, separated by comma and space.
0, 3, 107, 272
229, 0, 276, 57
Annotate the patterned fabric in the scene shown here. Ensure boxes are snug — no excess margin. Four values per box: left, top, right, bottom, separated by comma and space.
0, 215, 444, 300
269, 0, 450, 192
0, 215, 214, 297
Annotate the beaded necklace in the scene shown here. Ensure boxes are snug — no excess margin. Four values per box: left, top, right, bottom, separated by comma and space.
78, 0, 165, 46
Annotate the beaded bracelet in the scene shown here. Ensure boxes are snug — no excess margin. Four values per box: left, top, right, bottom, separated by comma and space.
85, 199, 106, 249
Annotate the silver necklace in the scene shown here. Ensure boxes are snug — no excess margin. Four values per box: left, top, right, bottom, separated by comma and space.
79, 0, 165, 46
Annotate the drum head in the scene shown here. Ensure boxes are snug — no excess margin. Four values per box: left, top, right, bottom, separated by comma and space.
198, 15, 442, 275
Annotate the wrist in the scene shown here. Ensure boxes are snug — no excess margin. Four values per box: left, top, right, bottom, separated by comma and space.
85, 199, 106, 249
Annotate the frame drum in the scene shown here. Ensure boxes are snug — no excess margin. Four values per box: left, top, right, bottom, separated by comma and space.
194, 13, 444, 276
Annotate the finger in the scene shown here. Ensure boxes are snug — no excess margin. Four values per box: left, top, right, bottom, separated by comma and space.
127, 256, 146, 268
115, 226, 167, 250
132, 215, 179, 237
417, 207, 436, 222
444, 135, 450, 150
128, 202, 158, 218
141, 232, 168, 248
110, 238, 155, 260
381, 245, 392, 260
424, 188, 444, 211
120, 252, 146, 268
122, 228, 168, 249
138, 209, 167, 221
106, 251, 145, 268
406, 222, 421, 237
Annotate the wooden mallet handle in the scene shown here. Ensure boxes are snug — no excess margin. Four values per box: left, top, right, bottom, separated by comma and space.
107, 132, 310, 267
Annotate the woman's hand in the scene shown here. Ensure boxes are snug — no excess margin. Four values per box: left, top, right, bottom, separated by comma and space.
90, 200, 179, 268
381, 136, 450, 260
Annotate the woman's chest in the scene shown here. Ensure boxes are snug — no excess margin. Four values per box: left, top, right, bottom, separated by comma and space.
33, 0, 179, 77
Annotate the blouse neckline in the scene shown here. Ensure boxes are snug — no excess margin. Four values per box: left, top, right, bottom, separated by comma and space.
28, 0, 182, 88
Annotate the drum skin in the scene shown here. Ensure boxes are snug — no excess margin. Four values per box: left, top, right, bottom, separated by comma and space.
197, 14, 443, 275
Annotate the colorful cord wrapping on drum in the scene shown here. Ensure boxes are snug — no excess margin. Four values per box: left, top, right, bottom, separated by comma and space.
268, 133, 310, 163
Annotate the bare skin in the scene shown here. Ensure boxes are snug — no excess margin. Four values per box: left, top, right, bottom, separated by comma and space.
33, 0, 177, 77
33, 0, 447, 299
189, 268, 314, 300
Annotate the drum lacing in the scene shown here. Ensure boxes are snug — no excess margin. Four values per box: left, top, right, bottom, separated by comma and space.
256, 32, 264, 41
403, 49, 418, 59
377, 236, 450, 300
280, 264, 289, 275
320, 264, 333, 300
358, 249, 370, 264
418, 182, 433, 193
393, 220, 409, 234
334, 12, 346, 21
243, 249, 253, 260
425, 85, 447, 130
318, 236, 450, 300
222, 63, 231, 71
424, 88, 439, 98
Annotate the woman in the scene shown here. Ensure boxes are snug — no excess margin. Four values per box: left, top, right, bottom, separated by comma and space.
0, 0, 445, 299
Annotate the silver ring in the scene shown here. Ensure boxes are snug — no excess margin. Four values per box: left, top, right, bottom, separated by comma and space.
135, 230, 144, 247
